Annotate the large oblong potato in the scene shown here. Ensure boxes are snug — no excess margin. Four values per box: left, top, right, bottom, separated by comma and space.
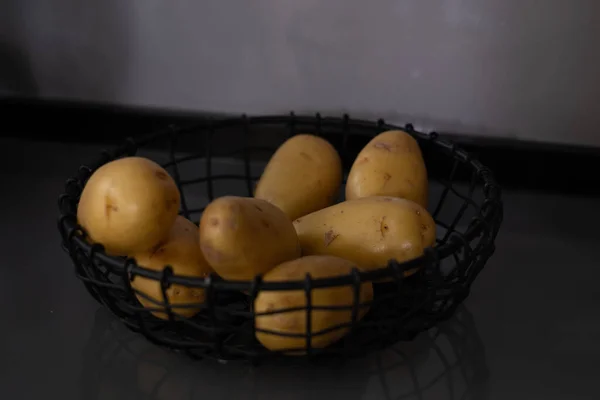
346, 130, 428, 207
77, 157, 181, 255
255, 255, 373, 353
254, 134, 342, 220
199, 196, 301, 280
132, 216, 212, 320
293, 197, 436, 276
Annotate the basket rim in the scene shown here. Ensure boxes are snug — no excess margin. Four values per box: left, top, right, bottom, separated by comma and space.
58, 113, 502, 291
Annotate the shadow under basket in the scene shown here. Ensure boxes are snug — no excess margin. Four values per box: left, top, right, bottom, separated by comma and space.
57, 113, 503, 363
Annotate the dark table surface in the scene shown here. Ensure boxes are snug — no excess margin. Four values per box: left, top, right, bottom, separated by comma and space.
1, 137, 599, 400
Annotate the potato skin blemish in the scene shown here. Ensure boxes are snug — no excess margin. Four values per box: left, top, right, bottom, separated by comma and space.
155, 170, 169, 180
324, 230, 340, 247
379, 217, 389, 238
105, 196, 118, 218
374, 142, 393, 152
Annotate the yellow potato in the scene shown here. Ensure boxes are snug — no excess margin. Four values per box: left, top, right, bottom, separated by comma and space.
346, 130, 428, 208
399, 199, 437, 248
132, 216, 212, 320
77, 157, 181, 256
199, 196, 301, 280
293, 197, 436, 276
255, 134, 342, 220
255, 255, 373, 353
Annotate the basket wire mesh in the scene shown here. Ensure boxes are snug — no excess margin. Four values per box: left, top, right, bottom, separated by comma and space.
57, 114, 502, 362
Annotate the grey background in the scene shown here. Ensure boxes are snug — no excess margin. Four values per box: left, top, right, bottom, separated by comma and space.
2, 0, 600, 147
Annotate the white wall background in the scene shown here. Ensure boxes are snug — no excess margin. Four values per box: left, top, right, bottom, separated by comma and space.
1, 0, 599, 147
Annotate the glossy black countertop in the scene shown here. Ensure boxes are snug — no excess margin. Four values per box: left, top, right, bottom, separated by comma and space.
1, 136, 599, 399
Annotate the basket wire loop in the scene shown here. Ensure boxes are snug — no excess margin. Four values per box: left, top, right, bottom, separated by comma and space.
159, 265, 175, 322
57, 213, 75, 243
122, 257, 141, 321
388, 259, 405, 287
249, 275, 262, 318
86, 244, 112, 310
205, 121, 214, 201
119, 137, 138, 157
66, 224, 102, 305
304, 273, 313, 356
442, 171, 478, 244
168, 126, 190, 220
57, 194, 73, 216
64, 177, 82, 197
341, 114, 350, 158
77, 165, 93, 186
287, 111, 296, 138
125, 258, 163, 345
242, 114, 254, 197
433, 158, 459, 219
249, 275, 263, 362
423, 247, 443, 287
203, 273, 223, 354
315, 112, 322, 136
350, 267, 361, 332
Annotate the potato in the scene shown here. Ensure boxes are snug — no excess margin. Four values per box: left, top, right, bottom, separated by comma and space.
346, 130, 428, 208
77, 157, 181, 256
132, 216, 212, 320
199, 196, 301, 280
254, 134, 342, 220
293, 197, 436, 276
254, 255, 373, 353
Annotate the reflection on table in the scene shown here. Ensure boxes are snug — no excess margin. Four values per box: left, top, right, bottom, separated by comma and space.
80, 305, 489, 400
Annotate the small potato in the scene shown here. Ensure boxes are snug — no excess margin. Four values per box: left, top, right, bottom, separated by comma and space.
255, 134, 342, 220
293, 197, 436, 276
255, 255, 373, 353
346, 130, 428, 208
132, 216, 212, 320
77, 157, 181, 255
199, 196, 301, 280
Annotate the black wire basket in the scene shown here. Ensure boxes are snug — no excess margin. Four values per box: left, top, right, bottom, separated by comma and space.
57, 113, 503, 363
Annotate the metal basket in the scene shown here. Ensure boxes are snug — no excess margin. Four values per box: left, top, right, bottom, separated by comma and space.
57, 113, 502, 362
